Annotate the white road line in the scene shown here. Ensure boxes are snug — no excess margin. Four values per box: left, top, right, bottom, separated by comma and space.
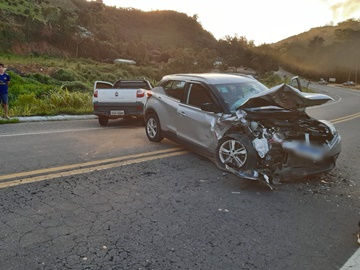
339, 247, 360, 270
320, 94, 342, 107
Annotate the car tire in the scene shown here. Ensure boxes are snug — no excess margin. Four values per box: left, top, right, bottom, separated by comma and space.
145, 113, 164, 142
98, 116, 109, 126
215, 134, 258, 171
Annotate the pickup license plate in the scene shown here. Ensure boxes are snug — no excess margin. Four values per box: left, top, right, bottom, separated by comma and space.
110, 110, 125, 115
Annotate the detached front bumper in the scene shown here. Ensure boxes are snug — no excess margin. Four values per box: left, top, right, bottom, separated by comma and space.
279, 132, 341, 178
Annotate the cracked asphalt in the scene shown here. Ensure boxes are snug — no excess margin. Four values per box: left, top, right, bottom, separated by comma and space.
0, 150, 358, 270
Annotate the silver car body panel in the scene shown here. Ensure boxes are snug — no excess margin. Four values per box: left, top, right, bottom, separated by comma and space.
149, 86, 180, 134
177, 103, 220, 150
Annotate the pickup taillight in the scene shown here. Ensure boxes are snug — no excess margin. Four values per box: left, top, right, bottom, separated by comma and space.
94, 90, 98, 98
136, 89, 145, 98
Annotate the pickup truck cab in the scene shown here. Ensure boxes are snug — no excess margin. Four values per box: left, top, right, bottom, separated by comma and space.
93, 79, 152, 125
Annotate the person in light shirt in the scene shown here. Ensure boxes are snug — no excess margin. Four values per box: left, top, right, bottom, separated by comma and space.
0, 63, 11, 119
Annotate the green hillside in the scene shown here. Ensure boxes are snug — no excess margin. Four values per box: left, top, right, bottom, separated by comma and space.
0, 0, 217, 62
272, 19, 360, 82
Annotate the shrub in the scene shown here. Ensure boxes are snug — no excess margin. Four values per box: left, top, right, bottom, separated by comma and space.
27, 73, 58, 85
46, 89, 92, 114
60, 81, 92, 92
51, 68, 86, 82
11, 93, 44, 116
259, 72, 283, 88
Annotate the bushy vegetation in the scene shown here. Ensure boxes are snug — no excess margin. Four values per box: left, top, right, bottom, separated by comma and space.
1, 54, 162, 118
6, 69, 93, 117
10, 89, 92, 116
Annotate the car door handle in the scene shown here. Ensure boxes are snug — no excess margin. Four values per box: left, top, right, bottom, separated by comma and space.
179, 111, 187, 117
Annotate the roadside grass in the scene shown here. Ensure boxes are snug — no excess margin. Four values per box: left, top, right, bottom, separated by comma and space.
0, 118, 19, 124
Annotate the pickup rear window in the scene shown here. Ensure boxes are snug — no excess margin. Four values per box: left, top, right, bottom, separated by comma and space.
114, 81, 152, 90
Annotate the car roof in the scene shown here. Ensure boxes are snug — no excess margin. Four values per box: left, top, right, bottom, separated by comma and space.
162, 73, 257, 85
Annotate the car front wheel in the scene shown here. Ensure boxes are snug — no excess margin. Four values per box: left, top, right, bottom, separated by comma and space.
215, 134, 257, 171
145, 114, 164, 142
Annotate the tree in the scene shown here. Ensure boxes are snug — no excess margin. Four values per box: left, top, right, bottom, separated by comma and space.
308, 35, 324, 49
195, 48, 216, 72
308, 35, 325, 60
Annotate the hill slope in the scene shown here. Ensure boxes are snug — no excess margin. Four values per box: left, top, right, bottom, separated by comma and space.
272, 19, 360, 82
0, 0, 217, 62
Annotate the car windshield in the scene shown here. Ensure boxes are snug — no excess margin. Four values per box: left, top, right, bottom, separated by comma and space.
214, 81, 269, 112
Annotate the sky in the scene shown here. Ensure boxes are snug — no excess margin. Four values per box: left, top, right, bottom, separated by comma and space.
101, 0, 360, 45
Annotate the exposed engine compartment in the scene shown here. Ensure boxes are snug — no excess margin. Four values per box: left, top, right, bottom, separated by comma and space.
245, 108, 333, 143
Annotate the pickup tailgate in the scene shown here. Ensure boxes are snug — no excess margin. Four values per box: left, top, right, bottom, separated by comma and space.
94, 81, 139, 103
97, 88, 139, 103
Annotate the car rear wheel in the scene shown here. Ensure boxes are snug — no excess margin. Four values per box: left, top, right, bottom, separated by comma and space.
98, 116, 109, 126
215, 134, 257, 171
145, 114, 164, 142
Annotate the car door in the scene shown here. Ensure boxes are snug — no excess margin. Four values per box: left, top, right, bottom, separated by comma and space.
154, 80, 186, 135
176, 83, 222, 151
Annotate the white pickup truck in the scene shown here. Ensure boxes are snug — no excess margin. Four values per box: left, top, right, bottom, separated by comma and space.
93, 79, 153, 125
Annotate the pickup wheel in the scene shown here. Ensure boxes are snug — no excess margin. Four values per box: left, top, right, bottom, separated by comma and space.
98, 116, 109, 126
145, 114, 164, 142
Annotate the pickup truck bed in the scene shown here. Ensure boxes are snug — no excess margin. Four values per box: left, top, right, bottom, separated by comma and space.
93, 79, 152, 125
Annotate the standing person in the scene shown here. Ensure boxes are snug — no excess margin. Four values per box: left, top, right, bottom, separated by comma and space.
0, 63, 11, 119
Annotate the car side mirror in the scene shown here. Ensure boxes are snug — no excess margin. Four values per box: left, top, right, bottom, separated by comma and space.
201, 102, 222, 113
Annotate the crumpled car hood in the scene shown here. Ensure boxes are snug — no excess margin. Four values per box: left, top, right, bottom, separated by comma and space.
238, 83, 334, 110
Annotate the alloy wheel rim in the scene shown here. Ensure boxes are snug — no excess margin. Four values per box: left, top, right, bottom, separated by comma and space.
147, 118, 157, 138
219, 139, 247, 168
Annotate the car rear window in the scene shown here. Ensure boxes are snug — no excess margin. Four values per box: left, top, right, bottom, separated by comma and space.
114, 81, 152, 90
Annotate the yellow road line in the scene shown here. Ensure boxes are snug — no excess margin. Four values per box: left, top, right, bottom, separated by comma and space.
331, 112, 360, 124
0, 147, 183, 181
0, 150, 189, 189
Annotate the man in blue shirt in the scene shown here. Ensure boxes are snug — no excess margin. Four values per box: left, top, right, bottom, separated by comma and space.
0, 63, 11, 119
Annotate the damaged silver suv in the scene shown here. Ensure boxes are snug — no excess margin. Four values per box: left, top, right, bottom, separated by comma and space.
144, 73, 341, 188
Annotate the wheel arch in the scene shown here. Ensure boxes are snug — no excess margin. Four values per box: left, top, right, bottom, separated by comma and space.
220, 125, 250, 141
144, 107, 158, 118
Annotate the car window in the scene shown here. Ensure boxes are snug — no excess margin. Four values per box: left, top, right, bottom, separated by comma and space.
163, 80, 186, 100
113, 81, 152, 90
215, 81, 267, 112
186, 83, 213, 108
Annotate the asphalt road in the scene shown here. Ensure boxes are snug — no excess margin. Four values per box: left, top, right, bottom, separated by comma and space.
0, 85, 359, 270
